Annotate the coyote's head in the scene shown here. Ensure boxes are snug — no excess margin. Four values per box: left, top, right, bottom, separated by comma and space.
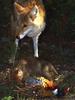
14, 0, 46, 34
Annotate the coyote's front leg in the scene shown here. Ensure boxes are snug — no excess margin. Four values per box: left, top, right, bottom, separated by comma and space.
32, 32, 41, 58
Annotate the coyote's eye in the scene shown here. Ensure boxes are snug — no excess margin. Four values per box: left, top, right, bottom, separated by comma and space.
32, 8, 37, 15
30, 6, 38, 16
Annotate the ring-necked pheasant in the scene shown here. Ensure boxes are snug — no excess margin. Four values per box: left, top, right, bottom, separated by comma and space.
10, 0, 46, 64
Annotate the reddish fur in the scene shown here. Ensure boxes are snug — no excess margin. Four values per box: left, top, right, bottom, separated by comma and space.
14, 0, 45, 18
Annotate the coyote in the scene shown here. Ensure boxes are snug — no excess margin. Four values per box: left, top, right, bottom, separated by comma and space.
11, 0, 46, 63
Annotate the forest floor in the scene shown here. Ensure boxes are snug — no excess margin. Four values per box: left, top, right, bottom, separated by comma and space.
0, 32, 75, 99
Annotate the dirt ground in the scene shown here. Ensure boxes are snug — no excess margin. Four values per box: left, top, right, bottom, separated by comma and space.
0, 30, 75, 99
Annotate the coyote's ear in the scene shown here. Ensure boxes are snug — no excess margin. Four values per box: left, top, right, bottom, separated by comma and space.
14, 2, 25, 14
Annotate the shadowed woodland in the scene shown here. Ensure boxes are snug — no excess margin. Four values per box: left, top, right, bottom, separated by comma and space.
0, 0, 75, 99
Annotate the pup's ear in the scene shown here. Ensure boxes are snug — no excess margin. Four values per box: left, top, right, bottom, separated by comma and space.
14, 2, 25, 14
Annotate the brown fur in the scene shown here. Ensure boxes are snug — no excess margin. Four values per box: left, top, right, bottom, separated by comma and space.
15, 0, 45, 17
